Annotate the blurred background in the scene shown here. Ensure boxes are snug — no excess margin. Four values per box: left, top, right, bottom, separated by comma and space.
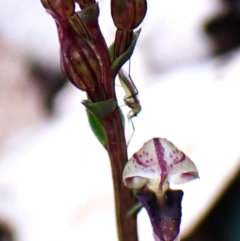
0, 0, 240, 241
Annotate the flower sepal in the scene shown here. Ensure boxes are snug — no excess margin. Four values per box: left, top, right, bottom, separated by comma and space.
123, 137, 199, 193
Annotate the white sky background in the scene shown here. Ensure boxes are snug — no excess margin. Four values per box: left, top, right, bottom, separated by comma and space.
0, 0, 240, 241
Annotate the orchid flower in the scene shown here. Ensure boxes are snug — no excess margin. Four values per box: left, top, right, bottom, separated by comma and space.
123, 137, 199, 241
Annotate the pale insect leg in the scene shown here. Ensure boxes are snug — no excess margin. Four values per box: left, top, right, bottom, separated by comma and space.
118, 63, 141, 146
126, 111, 135, 146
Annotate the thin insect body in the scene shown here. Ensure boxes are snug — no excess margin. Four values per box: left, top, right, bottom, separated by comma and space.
118, 68, 141, 144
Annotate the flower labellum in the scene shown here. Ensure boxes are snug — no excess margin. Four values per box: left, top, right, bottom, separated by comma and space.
137, 189, 183, 241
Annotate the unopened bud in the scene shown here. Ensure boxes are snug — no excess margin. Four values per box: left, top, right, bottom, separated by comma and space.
62, 37, 102, 90
111, 0, 147, 30
61, 54, 87, 91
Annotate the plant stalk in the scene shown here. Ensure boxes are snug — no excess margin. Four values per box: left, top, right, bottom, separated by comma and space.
102, 107, 138, 241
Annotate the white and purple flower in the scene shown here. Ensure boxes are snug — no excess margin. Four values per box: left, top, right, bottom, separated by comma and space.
123, 137, 199, 241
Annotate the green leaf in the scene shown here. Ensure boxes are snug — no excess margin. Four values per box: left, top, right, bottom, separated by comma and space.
108, 42, 115, 63
83, 99, 125, 149
85, 108, 107, 149
82, 99, 118, 120
111, 29, 141, 76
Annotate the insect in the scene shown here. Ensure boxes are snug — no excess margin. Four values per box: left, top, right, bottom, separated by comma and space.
118, 68, 141, 144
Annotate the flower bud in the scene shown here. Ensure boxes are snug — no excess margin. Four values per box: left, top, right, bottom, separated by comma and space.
61, 54, 87, 91
62, 37, 102, 90
111, 0, 147, 30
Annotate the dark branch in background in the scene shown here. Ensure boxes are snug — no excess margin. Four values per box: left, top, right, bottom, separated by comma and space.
30, 61, 67, 113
